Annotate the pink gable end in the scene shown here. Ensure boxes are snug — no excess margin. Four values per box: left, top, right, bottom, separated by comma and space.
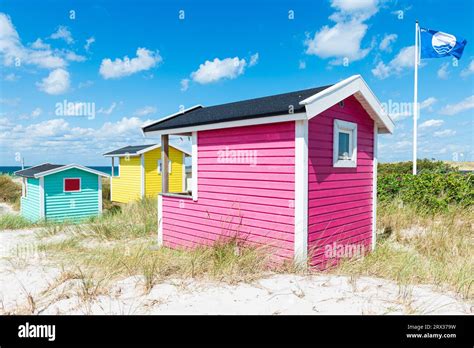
161, 121, 296, 261
308, 95, 375, 269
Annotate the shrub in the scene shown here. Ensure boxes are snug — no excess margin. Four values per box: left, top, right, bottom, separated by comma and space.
378, 172, 473, 212
378, 159, 458, 175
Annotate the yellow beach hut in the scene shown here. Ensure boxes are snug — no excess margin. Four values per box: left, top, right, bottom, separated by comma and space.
103, 144, 191, 203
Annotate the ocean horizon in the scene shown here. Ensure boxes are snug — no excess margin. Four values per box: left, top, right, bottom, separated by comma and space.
0, 166, 118, 176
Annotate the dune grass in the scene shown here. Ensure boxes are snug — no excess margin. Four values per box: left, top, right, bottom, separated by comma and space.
335, 200, 474, 299
38, 198, 274, 293
0, 175, 21, 210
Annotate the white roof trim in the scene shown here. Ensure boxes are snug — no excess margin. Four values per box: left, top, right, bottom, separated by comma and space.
141, 105, 203, 135
300, 75, 394, 134
103, 144, 191, 157
33, 164, 110, 178
143, 112, 307, 137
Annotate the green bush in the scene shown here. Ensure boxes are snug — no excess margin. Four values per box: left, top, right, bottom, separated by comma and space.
378, 172, 473, 212
0, 175, 21, 209
378, 159, 457, 175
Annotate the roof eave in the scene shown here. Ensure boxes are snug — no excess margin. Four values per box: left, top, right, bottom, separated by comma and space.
33, 164, 110, 178
300, 75, 394, 134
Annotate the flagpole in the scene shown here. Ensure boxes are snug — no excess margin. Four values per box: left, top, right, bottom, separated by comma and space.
413, 20, 419, 175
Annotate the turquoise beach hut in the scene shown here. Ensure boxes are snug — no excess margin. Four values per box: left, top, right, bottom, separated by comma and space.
14, 163, 109, 222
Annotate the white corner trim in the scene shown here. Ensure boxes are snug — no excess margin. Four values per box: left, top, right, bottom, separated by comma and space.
157, 194, 163, 246
372, 124, 378, 251
39, 177, 45, 219
143, 112, 307, 137
294, 119, 309, 265
333, 119, 358, 168
191, 131, 198, 201
98, 176, 103, 214
182, 152, 186, 192
140, 154, 145, 198
300, 75, 394, 134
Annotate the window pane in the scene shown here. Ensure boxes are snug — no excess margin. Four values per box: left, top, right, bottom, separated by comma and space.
64, 178, 80, 192
338, 132, 350, 159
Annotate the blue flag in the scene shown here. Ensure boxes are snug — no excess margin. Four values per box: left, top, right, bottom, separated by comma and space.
420, 27, 467, 59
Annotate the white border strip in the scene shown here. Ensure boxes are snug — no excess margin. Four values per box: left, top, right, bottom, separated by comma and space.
140, 154, 145, 198
294, 119, 309, 265
372, 124, 378, 251
98, 176, 103, 214
33, 164, 109, 178
191, 131, 198, 201
157, 194, 163, 246
39, 177, 45, 219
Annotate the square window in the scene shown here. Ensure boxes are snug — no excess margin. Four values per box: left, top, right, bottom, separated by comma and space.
158, 159, 172, 174
333, 119, 357, 168
64, 178, 81, 192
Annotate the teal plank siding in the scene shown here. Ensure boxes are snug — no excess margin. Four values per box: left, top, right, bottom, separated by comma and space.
44, 168, 100, 222
21, 178, 40, 222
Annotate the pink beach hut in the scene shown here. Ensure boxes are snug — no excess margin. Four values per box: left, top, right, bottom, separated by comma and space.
142, 75, 394, 268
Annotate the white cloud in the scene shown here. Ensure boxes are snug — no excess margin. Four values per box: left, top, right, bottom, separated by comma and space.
31, 107, 42, 118
249, 53, 259, 67
190, 57, 247, 84
305, 20, 371, 64
304, 0, 379, 64
372, 45, 415, 79
64, 51, 86, 62
133, 106, 157, 117
36, 68, 70, 95
419, 119, 443, 129
439, 95, 474, 116
50, 26, 74, 44
99, 48, 162, 79
420, 97, 437, 111
180, 78, 190, 91
330, 0, 379, 19
433, 129, 456, 138
4, 73, 18, 81
437, 62, 450, 79
30, 38, 50, 50
0, 13, 86, 70
460, 59, 474, 77
84, 37, 95, 51
78, 80, 93, 89
371, 61, 391, 79
379, 33, 397, 52
97, 102, 117, 115
298, 60, 306, 69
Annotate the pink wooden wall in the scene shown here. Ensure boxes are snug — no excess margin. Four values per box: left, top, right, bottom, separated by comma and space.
161, 121, 296, 261
308, 96, 374, 268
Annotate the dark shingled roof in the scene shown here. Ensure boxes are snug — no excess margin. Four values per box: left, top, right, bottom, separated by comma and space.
14, 163, 64, 178
143, 85, 332, 132
103, 144, 157, 156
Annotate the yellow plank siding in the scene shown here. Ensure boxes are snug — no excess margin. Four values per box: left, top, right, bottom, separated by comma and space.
144, 147, 184, 197
111, 156, 142, 203
110, 146, 186, 203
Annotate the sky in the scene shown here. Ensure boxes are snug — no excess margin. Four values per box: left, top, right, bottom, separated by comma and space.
0, 0, 473, 166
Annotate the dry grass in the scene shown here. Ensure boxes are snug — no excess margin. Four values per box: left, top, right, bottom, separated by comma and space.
37, 198, 275, 293
336, 200, 474, 299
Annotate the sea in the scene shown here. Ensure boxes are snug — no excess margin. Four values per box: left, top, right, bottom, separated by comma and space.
0, 166, 118, 176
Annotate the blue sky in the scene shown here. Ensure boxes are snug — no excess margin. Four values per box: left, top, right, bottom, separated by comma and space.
0, 0, 473, 165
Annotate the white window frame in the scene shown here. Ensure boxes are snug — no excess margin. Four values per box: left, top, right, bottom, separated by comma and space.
158, 159, 172, 174
63, 177, 82, 193
333, 119, 357, 168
